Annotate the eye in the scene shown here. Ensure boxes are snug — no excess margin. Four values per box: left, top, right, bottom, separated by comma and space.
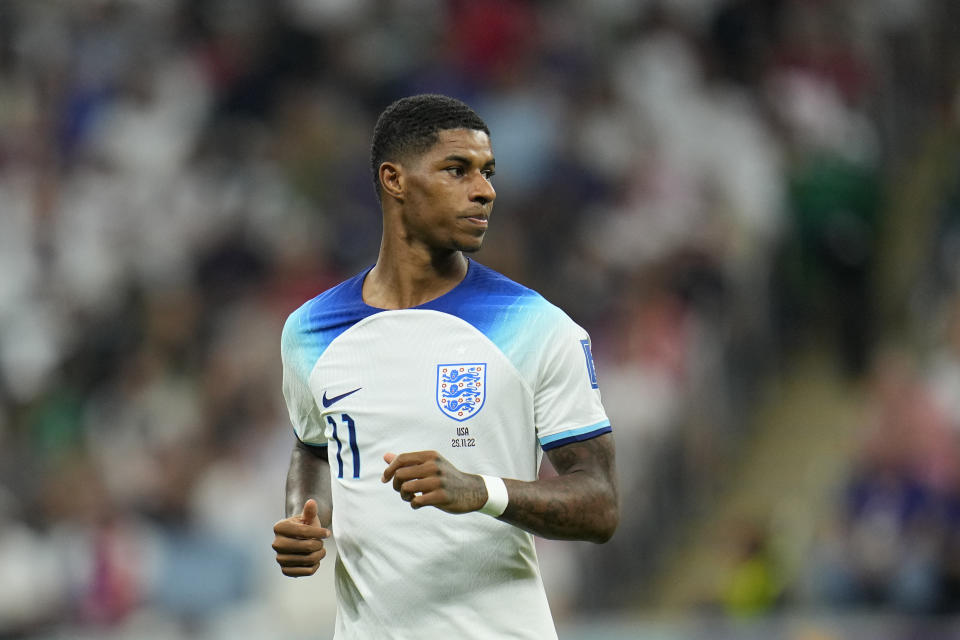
445, 166, 465, 177
482, 169, 496, 180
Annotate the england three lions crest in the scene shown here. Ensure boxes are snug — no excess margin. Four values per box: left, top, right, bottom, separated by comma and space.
436, 363, 486, 421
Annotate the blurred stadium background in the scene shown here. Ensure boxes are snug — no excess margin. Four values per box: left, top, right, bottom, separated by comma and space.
1, 0, 960, 638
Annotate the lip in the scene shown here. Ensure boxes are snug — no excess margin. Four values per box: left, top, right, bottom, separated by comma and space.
461, 214, 489, 227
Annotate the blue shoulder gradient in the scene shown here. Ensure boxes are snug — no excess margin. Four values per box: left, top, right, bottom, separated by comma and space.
287, 261, 551, 368
284, 262, 551, 388
420, 261, 556, 366
282, 270, 379, 384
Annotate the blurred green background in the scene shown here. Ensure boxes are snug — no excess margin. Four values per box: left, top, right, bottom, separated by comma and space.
1, 1, 960, 638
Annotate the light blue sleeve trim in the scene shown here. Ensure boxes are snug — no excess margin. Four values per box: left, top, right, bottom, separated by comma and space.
538, 419, 612, 446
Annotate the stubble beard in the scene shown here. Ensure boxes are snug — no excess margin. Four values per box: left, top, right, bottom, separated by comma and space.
452, 231, 485, 254
456, 241, 483, 254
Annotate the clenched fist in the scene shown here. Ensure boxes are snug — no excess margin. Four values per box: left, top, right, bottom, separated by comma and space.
272, 499, 330, 577
381, 451, 487, 513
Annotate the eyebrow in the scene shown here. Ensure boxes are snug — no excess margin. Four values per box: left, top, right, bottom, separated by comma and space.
442, 154, 496, 168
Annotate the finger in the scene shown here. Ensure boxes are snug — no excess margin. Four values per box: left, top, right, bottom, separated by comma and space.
397, 477, 440, 502
276, 549, 327, 567
272, 536, 325, 554
381, 451, 435, 483
381, 452, 403, 482
281, 565, 320, 578
392, 462, 440, 493
273, 519, 330, 540
410, 489, 448, 510
274, 518, 330, 538
301, 499, 319, 525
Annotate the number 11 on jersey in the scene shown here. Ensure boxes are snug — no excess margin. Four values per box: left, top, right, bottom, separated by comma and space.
326, 413, 360, 479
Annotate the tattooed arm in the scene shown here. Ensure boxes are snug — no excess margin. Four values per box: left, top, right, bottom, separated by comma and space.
381, 432, 618, 543
500, 433, 618, 543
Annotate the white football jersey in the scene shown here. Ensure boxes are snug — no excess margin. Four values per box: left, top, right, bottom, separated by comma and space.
281, 260, 611, 639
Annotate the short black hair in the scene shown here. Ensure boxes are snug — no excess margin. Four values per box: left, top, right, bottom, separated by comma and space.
370, 94, 490, 200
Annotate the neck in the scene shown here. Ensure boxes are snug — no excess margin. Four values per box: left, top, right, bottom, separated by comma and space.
363, 236, 469, 310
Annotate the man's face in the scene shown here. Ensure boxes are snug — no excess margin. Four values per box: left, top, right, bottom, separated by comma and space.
399, 128, 496, 254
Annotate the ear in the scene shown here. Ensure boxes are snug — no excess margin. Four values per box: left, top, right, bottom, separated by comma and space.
379, 161, 404, 202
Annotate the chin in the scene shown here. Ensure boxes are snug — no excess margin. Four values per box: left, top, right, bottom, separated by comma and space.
454, 240, 484, 254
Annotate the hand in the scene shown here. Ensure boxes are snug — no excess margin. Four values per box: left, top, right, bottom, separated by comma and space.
381, 451, 487, 514
272, 499, 330, 577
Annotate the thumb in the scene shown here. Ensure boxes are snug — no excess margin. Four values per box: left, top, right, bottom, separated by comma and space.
383, 452, 397, 464
300, 498, 319, 524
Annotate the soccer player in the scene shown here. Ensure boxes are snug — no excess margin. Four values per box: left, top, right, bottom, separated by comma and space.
272, 94, 618, 639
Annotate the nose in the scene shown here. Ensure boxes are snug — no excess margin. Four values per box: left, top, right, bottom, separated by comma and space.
471, 174, 496, 206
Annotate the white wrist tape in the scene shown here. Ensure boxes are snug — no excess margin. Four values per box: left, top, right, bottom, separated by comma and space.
479, 475, 509, 517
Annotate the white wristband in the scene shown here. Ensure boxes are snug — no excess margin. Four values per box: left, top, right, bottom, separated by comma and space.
479, 475, 508, 517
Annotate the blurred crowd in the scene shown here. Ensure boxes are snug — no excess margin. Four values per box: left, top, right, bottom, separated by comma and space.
797, 228, 960, 615
0, 0, 958, 637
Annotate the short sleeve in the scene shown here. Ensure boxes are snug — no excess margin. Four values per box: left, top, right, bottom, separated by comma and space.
534, 317, 611, 450
281, 307, 327, 447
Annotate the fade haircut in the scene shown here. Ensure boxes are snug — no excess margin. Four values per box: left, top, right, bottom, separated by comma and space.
370, 94, 490, 200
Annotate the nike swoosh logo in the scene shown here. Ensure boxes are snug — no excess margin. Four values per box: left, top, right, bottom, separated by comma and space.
322, 387, 362, 408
